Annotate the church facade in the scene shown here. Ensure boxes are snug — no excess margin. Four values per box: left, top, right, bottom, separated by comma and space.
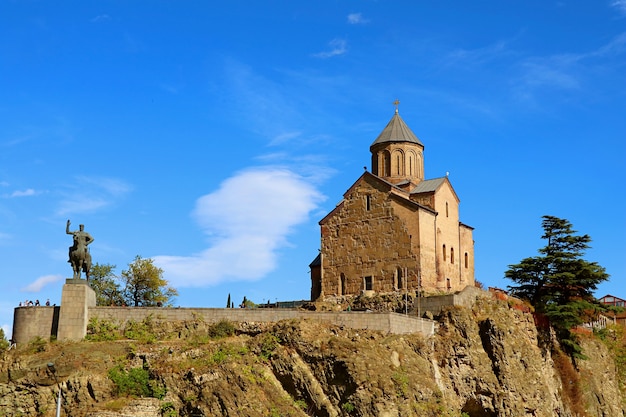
310, 109, 475, 300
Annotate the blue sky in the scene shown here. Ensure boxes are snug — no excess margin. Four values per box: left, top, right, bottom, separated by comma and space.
1, 1, 625, 336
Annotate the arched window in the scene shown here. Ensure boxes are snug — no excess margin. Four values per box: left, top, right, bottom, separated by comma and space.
443, 244, 447, 261
464, 252, 469, 269
383, 151, 391, 177
407, 151, 417, 177
450, 247, 454, 264
365, 195, 371, 211
446, 202, 449, 217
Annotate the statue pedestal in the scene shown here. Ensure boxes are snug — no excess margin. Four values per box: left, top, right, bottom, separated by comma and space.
56, 279, 96, 341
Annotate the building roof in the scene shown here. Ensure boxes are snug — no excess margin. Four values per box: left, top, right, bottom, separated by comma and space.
370, 110, 423, 148
410, 177, 447, 194
309, 253, 321, 268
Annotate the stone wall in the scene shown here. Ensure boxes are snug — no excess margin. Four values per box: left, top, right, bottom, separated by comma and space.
11, 305, 59, 344
12, 284, 492, 345
88, 307, 436, 337
320, 176, 421, 296
414, 285, 485, 316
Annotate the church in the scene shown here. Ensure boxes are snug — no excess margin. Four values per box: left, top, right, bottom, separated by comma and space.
310, 108, 475, 300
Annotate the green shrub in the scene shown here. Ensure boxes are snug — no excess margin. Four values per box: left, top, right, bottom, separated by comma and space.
28, 336, 47, 353
124, 317, 157, 343
161, 402, 177, 417
86, 317, 120, 341
341, 402, 355, 413
208, 320, 235, 339
392, 369, 410, 398
258, 333, 279, 360
108, 365, 165, 398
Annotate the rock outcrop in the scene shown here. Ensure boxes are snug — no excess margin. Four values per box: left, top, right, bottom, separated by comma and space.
1, 297, 624, 416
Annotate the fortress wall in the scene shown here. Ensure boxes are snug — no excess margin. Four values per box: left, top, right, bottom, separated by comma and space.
88, 307, 435, 337
417, 285, 485, 316
12, 306, 59, 344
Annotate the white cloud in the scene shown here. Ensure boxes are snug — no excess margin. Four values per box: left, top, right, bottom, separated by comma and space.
57, 176, 132, 216
347, 13, 368, 24
22, 274, 64, 292
10, 188, 37, 198
314, 39, 348, 58
612, 0, 626, 14
154, 167, 325, 287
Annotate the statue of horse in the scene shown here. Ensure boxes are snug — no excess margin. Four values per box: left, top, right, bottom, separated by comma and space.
69, 242, 92, 280
66, 220, 94, 280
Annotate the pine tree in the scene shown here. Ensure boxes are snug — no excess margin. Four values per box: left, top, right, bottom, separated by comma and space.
506, 215, 609, 357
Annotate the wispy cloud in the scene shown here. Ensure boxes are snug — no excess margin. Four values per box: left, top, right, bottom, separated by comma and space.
347, 13, 368, 24
56, 176, 132, 216
9, 188, 37, 198
268, 131, 302, 146
22, 274, 64, 292
314, 39, 348, 58
612, 0, 626, 14
447, 40, 511, 67
91, 14, 110, 23
513, 32, 626, 101
154, 167, 325, 287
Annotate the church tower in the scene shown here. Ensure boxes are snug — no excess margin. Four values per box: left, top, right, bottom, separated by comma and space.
370, 108, 425, 187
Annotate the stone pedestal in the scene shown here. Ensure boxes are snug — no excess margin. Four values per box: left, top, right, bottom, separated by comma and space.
56, 279, 96, 341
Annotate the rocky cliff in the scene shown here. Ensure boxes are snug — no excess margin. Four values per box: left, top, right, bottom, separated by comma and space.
1, 297, 624, 417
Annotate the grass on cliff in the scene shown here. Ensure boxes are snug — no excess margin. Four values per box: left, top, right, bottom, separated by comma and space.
595, 324, 626, 396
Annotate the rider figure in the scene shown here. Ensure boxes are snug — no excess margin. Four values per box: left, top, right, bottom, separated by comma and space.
66, 220, 94, 263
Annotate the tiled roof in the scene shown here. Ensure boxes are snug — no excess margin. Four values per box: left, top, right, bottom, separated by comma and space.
370, 110, 423, 148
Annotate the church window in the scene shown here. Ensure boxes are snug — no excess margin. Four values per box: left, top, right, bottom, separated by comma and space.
464, 252, 469, 268
340, 273, 347, 296
365, 195, 371, 211
450, 247, 454, 264
446, 278, 451, 290
443, 244, 447, 261
446, 202, 449, 217
396, 267, 404, 290
383, 151, 391, 177
364, 276, 373, 291
396, 154, 401, 175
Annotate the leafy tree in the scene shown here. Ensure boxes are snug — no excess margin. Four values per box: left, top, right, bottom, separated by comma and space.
506, 215, 609, 357
90, 263, 124, 306
121, 256, 178, 307
0, 327, 9, 350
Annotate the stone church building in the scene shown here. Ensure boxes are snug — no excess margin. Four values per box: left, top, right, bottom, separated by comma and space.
310, 109, 475, 300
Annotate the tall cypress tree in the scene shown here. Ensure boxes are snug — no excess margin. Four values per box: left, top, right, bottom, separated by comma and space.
506, 215, 609, 357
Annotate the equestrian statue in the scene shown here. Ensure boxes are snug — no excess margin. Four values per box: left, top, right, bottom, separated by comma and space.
66, 220, 94, 280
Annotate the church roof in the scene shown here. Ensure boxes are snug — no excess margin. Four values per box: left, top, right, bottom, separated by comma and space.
370, 110, 423, 148
410, 177, 447, 194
